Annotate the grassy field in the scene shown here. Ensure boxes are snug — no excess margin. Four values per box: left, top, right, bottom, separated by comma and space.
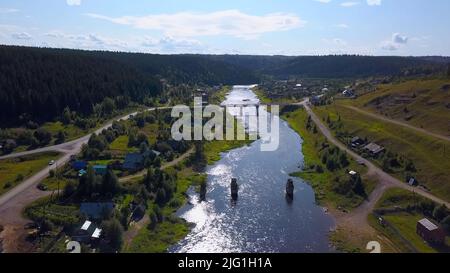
0, 151, 61, 196
368, 188, 450, 253
348, 78, 450, 137
314, 102, 450, 201
41, 121, 89, 142
282, 108, 375, 210
209, 86, 231, 105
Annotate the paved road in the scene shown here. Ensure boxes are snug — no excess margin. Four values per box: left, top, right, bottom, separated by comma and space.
299, 99, 449, 207
0, 107, 174, 161
343, 105, 450, 143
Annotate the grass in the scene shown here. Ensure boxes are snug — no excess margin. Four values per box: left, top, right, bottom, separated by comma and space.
203, 139, 252, 164
375, 187, 429, 209
0, 151, 61, 196
369, 187, 450, 253
41, 176, 75, 191
282, 108, 375, 210
314, 102, 450, 201
210, 86, 231, 104
24, 196, 80, 226
125, 218, 191, 253
41, 121, 89, 142
349, 78, 450, 137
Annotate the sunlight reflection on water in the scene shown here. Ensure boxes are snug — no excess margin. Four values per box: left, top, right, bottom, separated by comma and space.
170, 85, 335, 253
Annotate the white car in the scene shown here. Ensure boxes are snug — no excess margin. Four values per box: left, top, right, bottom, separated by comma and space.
49, 160, 55, 166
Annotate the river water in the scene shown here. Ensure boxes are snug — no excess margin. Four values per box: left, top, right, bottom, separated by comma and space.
170, 85, 335, 253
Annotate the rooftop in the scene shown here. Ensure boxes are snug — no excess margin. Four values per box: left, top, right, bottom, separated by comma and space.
418, 218, 438, 231
81, 220, 92, 231
364, 143, 385, 154
92, 228, 102, 238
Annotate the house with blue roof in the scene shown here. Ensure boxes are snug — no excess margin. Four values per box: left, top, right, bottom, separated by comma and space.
93, 165, 107, 176
122, 153, 144, 172
72, 160, 87, 171
80, 202, 114, 220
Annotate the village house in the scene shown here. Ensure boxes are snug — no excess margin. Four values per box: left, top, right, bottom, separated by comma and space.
416, 218, 446, 245
122, 150, 159, 172
363, 142, 385, 157
71, 160, 87, 171
93, 165, 107, 176
80, 202, 114, 220
72, 220, 102, 243
122, 152, 145, 172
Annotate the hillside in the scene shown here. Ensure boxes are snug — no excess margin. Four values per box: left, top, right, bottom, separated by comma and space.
263, 55, 443, 78
351, 78, 450, 137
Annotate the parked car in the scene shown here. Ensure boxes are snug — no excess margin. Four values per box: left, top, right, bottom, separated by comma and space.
37, 183, 48, 191
49, 160, 55, 166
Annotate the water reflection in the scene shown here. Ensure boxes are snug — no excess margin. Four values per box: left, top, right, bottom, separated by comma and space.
170, 85, 335, 253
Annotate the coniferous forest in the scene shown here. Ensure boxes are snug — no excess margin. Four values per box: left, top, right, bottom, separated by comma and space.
0, 45, 446, 127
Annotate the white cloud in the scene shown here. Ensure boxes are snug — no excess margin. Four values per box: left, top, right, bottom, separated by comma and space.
0, 8, 19, 13
66, 0, 81, 6
11, 32, 32, 40
381, 33, 408, 51
341, 2, 360, 7
367, 0, 382, 6
85, 10, 305, 39
314, 0, 332, 3
392, 33, 408, 44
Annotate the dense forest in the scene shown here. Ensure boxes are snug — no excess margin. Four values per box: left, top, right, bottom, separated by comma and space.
0, 45, 446, 127
0, 46, 162, 126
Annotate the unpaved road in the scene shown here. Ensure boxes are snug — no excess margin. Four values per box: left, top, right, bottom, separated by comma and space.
119, 147, 194, 183
298, 99, 449, 252
300, 100, 449, 207
343, 105, 450, 142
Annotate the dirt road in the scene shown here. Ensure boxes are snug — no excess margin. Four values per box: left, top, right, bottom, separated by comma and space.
343, 105, 450, 142
298, 100, 449, 252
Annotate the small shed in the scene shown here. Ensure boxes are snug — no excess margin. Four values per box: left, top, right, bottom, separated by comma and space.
93, 165, 107, 176
363, 143, 385, 156
416, 218, 446, 245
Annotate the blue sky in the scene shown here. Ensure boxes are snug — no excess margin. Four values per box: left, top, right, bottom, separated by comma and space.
0, 0, 449, 55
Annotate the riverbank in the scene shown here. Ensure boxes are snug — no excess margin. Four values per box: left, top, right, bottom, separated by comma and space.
281, 107, 384, 252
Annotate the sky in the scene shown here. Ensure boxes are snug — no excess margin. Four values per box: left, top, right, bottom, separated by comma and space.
0, 0, 449, 56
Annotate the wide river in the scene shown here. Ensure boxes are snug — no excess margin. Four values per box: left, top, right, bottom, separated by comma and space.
170, 85, 335, 253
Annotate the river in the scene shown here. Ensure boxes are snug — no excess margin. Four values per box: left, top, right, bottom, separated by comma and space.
170, 85, 335, 253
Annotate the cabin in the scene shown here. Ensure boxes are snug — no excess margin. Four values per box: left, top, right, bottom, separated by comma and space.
363, 143, 385, 157
122, 153, 144, 172
72, 220, 102, 243
72, 161, 87, 171
80, 202, 114, 220
93, 165, 107, 176
342, 89, 355, 97
311, 94, 324, 105
350, 136, 365, 148
408, 177, 418, 186
416, 218, 446, 245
